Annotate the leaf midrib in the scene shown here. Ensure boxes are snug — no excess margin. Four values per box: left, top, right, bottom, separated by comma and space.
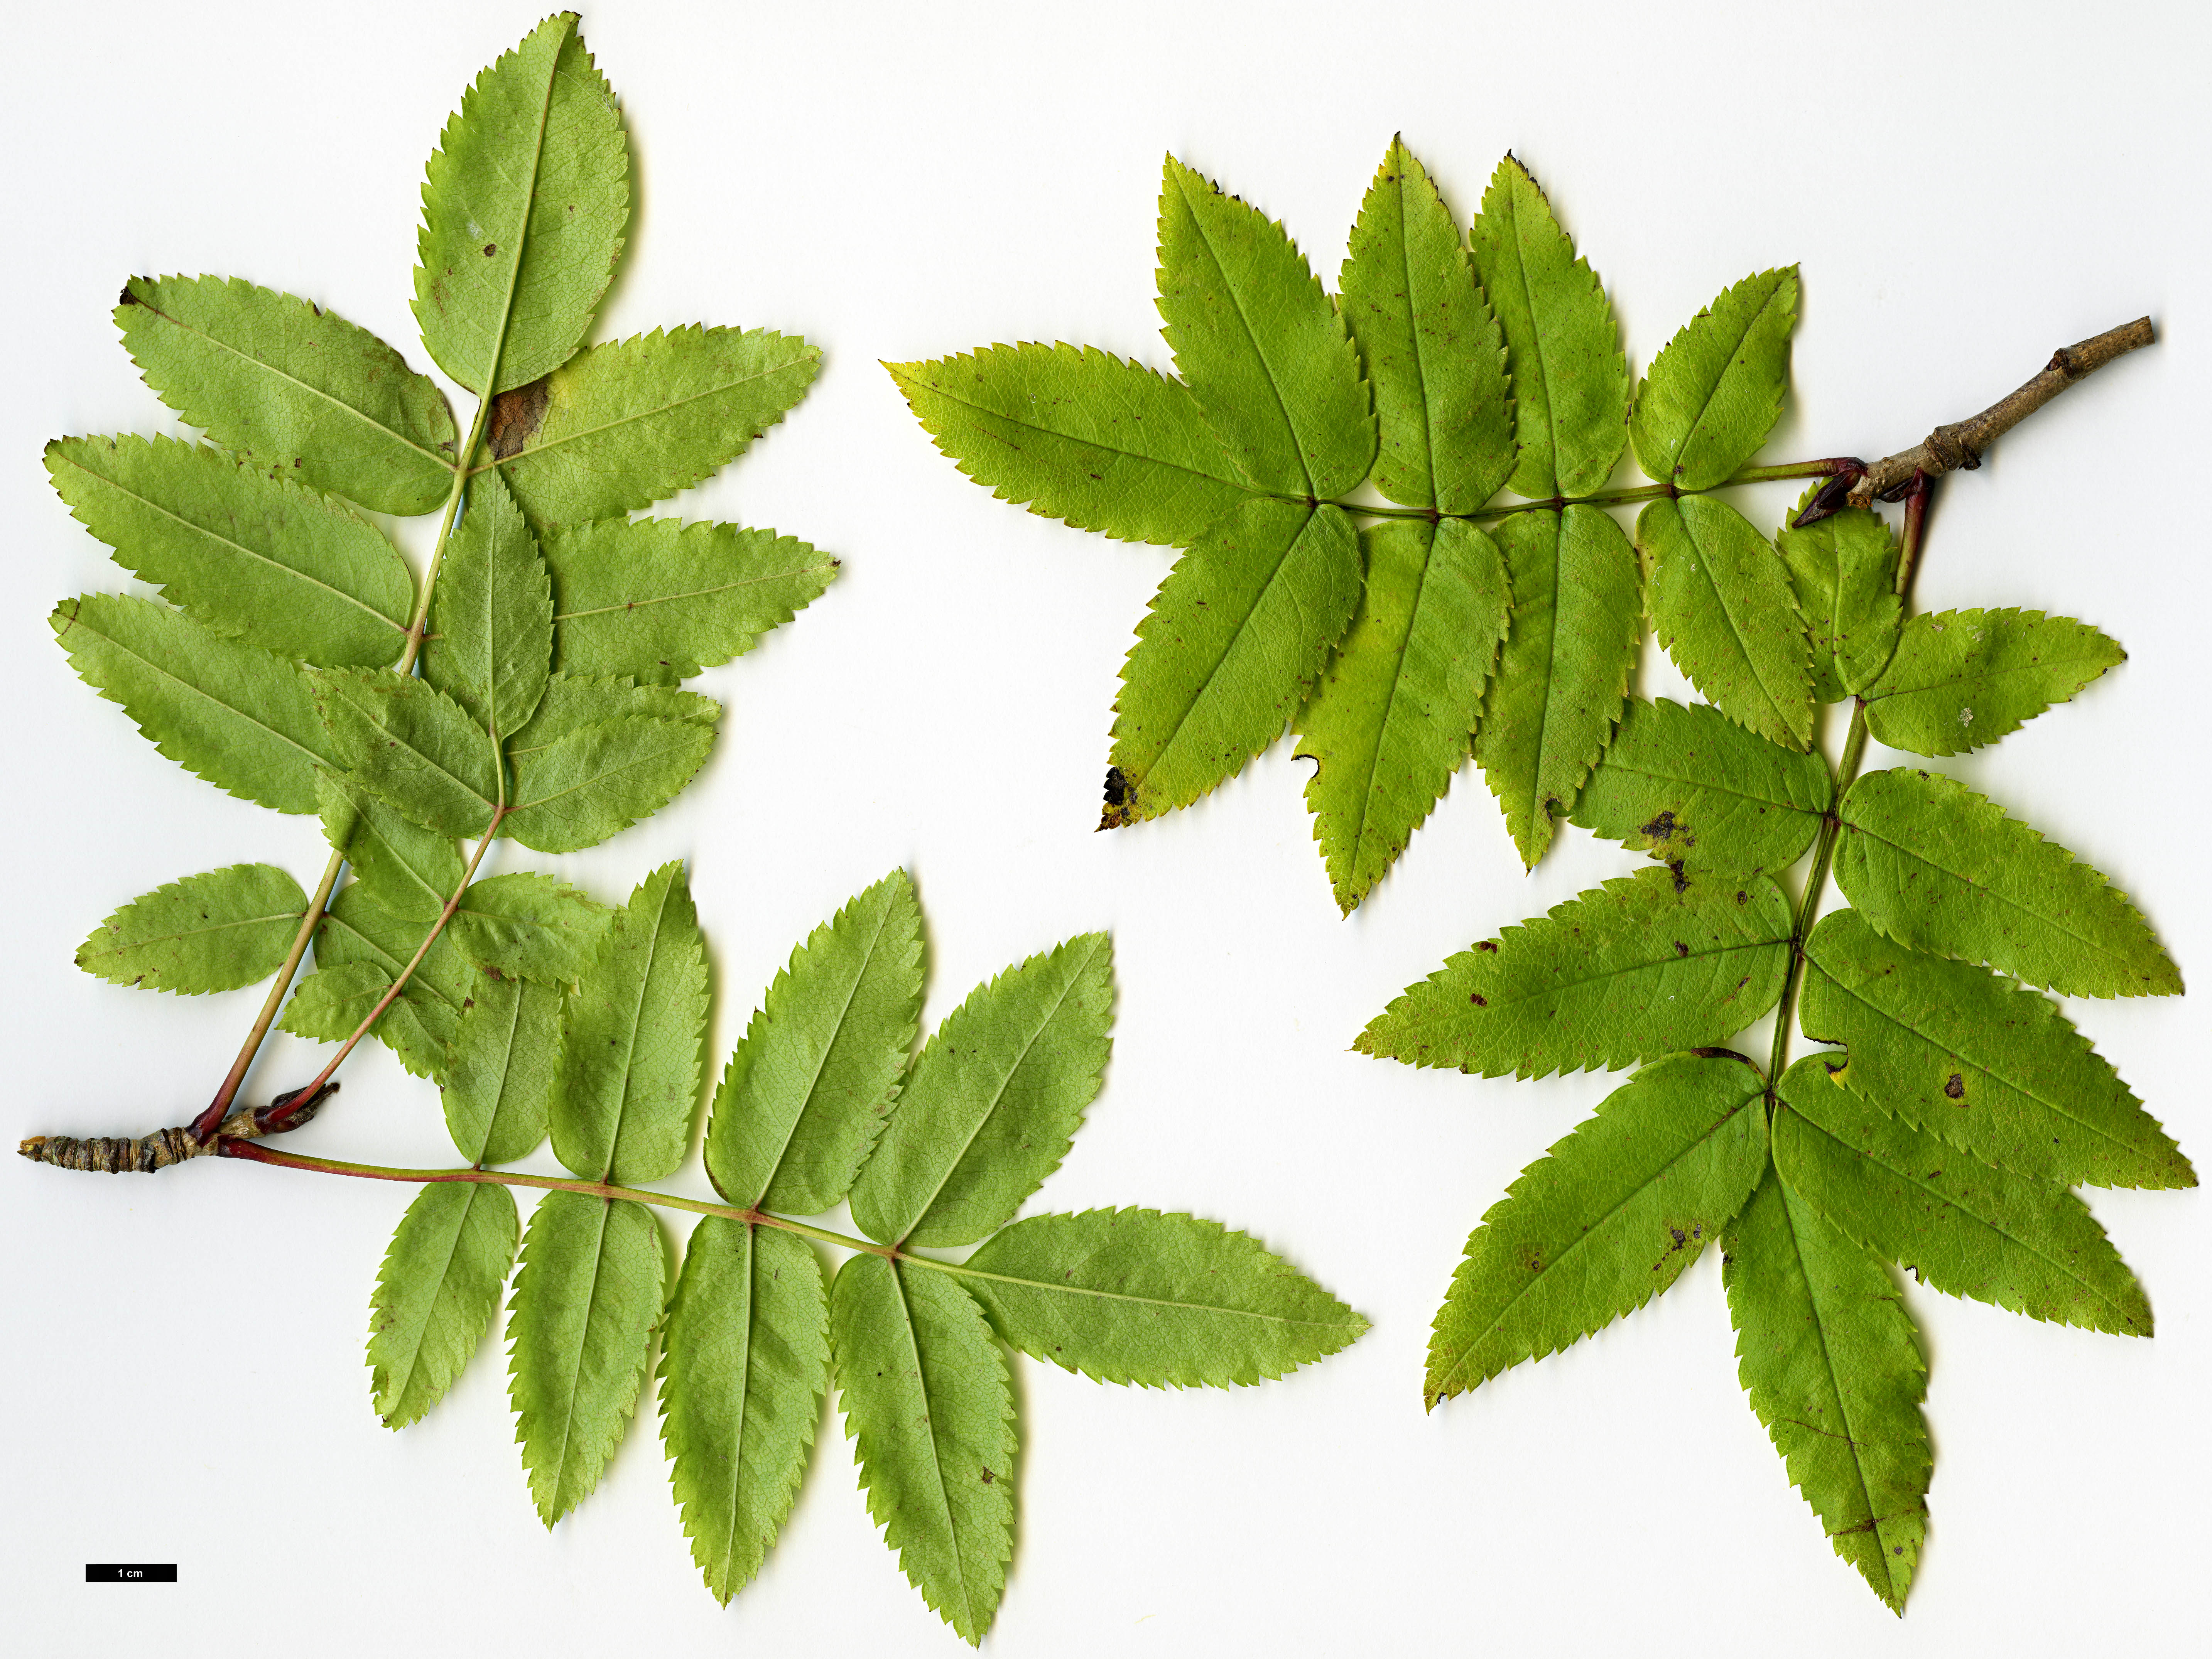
488, 358, 810, 471
887, 1262, 975, 1634
1667, 277, 1790, 477
89, 908, 303, 957
68, 601, 327, 771
554, 561, 831, 621
941, 1255, 1351, 1328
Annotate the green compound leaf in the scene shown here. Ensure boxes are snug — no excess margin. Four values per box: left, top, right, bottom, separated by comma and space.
1355, 865, 1793, 1080
490, 326, 820, 529
958, 1208, 1368, 1387
549, 862, 707, 1186
449, 871, 611, 984
659, 1220, 830, 1604
543, 518, 838, 686
1425, 1053, 1768, 1405
113, 275, 458, 517
504, 714, 717, 854
1338, 137, 1514, 512
424, 470, 552, 743
46, 435, 412, 667
1861, 608, 2124, 758
1472, 505, 1641, 867
51, 593, 340, 814
1468, 155, 1629, 498
1835, 768, 2180, 998
832, 1254, 1015, 1647
1771, 1055, 2153, 1337
313, 668, 499, 839
1295, 518, 1509, 913
1569, 697, 1832, 878
1631, 267, 1798, 489
1637, 495, 1813, 750
369, 1182, 519, 1429
75, 863, 307, 995
1155, 156, 1375, 498
307, 883, 472, 1080
279, 957, 413, 1063
413, 12, 628, 397
850, 933, 1113, 1249
885, 345, 1258, 549
1799, 909, 2190, 1191
507, 1191, 665, 1527
1723, 1168, 1929, 1613
707, 871, 924, 1216
443, 965, 562, 1165
318, 768, 463, 925
1101, 499, 1360, 829
1775, 494, 1901, 700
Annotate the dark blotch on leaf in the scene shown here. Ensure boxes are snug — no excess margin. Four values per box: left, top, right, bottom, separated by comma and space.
488, 376, 551, 460
1944, 1073, 1966, 1100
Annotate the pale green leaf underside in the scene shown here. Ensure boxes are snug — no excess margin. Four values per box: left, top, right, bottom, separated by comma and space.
1427, 1054, 1768, 1403
1723, 1168, 1929, 1612
1473, 505, 1641, 867
507, 1191, 665, 1526
413, 12, 628, 397
506, 670, 719, 754
1800, 910, 2189, 1191
115, 275, 457, 517
832, 1254, 1014, 1646
314, 668, 499, 839
550, 862, 707, 1185
307, 884, 471, 1080
318, 768, 464, 925
1339, 138, 1513, 513
449, 870, 611, 984
1836, 768, 2180, 998
708, 870, 924, 1215
1776, 497, 1901, 701
443, 966, 563, 1165
959, 1208, 1368, 1387
491, 326, 819, 528
369, 1182, 519, 1428
851, 933, 1113, 1249
1772, 1057, 2152, 1336
1355, 865, 1792, 1080
504, 714, 716, 854
1469, 155, 1628, 499
544, 516, 838, 685
76, 862, 306, 995
1631, 267, 1798, 490
47, 434, 411, 667
1637, 495, 1812, 750
1569, 697, 1831, 877
1295, 518, 1508, 913
425, 468, 552, 742
281, 958, 446, 1077
1861, 608, 2123, 758
886, 345, 1257, 548
52, 593, 339, 814
1156, 155, 1375, 498
1104, 499, 1359, 829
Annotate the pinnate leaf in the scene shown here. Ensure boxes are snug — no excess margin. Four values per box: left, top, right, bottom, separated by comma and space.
507, 1192, 665, 1526
1468, 155, 1628, 498
424, 470, 552, 741
504, 714, 717, 854
114, 275, 457, 516
1569, 697, 1831, 877
413, 12, 628, 397
318, 768, 463, 924
52, 593, 341, 814
1637, 495, 1813, 749
369, 1182, 519, 1428
885, 345, 1258, 549
850, 933, 1113, 1249
1155, 157, 1374, 497
1338, 138, 1514, 511
1426, 1053, 1768, 1404
46, 434, 412, 667
306, 884, 471, 1080
960, 1208, 1367, 1387
1723, 1168, 1929, 1612
1102, 500, 1360, 829
544, 517, 838, 686
1835, 768, 2180, 997
1775, 496, 1901, 700
1356, 865, 1793, 1079
1631, 267, 1798, 489
707, 871, 924, 1215
659, 1220, 829, 1603
1799, 909, 2189, 1191
1860, 608, 2123, 757
448, 871, 611, 984
280, 958, 407, 1056
76, 863, 307, 995
443, 965, 562, 1165
314, 668, 498, 839
1472, 505, 1641, 867
832, 1254, 1014, 1646
491, 326, 819, 528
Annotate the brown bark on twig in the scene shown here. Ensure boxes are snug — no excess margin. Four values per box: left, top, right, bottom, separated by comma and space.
17, 1083, 334, 1173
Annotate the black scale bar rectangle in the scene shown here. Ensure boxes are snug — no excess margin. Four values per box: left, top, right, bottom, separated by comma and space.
85, 1563, 177, 1582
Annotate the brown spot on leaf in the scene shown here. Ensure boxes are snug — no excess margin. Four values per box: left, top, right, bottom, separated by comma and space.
487, 376, 551, 460
1477, 940, 1498, 953
1673, 940, 1690, 958
1640, 809, 1685, 844
1469, 993, 1488, 1007
1944, 1073, 1966, 1100
118, 282, 142, 308
483, 243, 498, 257
979, 1468, 995, 1484
1668, 859, 1689, 894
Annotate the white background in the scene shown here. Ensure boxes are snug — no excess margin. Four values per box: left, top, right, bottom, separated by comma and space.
4, 1, 2207, 1654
